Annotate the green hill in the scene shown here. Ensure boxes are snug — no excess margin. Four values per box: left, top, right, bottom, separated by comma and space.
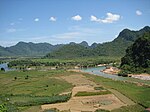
46, 26, 150, 58
120, 32, 150, 74
1, 42, 63, 56
45, 43, 91, 58
0, 26, 150, 57
0, 46, 12, 56
92, 26, 150, 56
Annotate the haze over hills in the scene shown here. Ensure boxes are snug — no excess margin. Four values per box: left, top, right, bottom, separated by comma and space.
0, 26, 150, 57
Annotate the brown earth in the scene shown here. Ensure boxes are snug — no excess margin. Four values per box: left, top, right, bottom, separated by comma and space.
101, 67, 120, 75
41, 73, 131, 112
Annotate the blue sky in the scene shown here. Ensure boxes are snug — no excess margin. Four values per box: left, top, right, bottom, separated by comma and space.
0, 0, 150, 47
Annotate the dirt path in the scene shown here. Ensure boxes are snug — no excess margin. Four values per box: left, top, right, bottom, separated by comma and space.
41, 74, 128, 112
108, 89, 135, 105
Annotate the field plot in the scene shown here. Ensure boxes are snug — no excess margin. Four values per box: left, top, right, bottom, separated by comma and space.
0, 70, 73, 112
41, 74, 127, 112
1, 70, 149, 112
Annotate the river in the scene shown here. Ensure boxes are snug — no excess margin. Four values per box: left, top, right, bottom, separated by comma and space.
81, 66, 128, 81
81, 66, 150, 85
0, 63, 15, 71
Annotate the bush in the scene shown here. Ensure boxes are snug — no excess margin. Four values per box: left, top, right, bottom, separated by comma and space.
75, 91, 111, 97
95, 109, 110, 112
14, 94, 71, 106
94, 87, 104, 90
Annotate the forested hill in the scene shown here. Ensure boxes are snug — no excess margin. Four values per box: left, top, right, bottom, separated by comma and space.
0, 26, 150, 57
45, 26, 150, 58
120, 31, 150, 74
0, 42, 63, 56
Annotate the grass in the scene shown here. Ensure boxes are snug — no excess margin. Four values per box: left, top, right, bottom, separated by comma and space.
75, 90, 111, 97
95, 109, 110, 112
111, 104, 144, 112
84, 73, 150, 108
0, 70, 73, 111
8, 56, 121, 69
0, 70, 73, 96
94, 87, 105, 90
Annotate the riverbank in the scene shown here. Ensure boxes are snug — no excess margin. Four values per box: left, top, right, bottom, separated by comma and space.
101, 66, 120, 75
130, 74, 150, 80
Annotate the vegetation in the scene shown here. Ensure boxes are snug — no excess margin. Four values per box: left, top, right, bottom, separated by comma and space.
111, 104, 144, 112
45, 26, 150, 58
0, 26, 149, 57
120, 32, 150, 74
0, 70, 73, 96
10, 94, 71, 107
0, 95, 19, 112
0, 42, 62, 56
94, 87, 105, 90
0, 70, 73, 111
85, 74, 150, 108
8, 56, 120, 69
75, 91, 111, 97
95, 109, 110, 112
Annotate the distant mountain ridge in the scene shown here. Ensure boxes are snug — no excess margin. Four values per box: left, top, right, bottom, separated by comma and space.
0, 26, 150, 57
0, 42, 63, 56
45, 26, 150, 58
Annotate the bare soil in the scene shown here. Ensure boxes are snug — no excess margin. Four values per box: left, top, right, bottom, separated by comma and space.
41, 74, 133, 112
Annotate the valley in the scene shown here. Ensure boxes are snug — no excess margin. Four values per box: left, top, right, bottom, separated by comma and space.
0, 27, 150, 112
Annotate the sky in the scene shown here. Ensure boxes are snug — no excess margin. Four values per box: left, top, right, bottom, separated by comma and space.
0, 0, 150, 47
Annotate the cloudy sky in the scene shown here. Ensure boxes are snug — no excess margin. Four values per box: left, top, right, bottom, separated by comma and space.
0, 0, 150, 47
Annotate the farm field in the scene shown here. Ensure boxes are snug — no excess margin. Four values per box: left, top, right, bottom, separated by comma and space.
0, 68, 150, 112
0, 70, 73, 112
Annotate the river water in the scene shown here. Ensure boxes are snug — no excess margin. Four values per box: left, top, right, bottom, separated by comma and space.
81, 66, 128, 81
0, 63, 15, 71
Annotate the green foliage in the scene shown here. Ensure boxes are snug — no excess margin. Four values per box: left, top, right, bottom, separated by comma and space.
0, 96, 18, 112
0, 70, 73, 96
0, 104, 7, 112
45, 44, 92, 59
95, 109, 110, 112
85, 74, 150, 108
0, 68, 5, 71
11, 94, 71, 106
0, 26, 150, 57
94, 87, 104, 90
0, 42, 63, 56
120, 32, 150, 74
111, 104, 144, 112
75, 91, 111, 97
43, 109, 58, 112
8, 56, 121, 69
45, 26, 150, 58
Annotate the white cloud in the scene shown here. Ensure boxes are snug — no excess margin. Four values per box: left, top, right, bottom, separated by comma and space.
49, 17, 56, 21
136, 10, 142, 16
91, 15, 99, 22
90, 13, 120, 23
6, 28, 16, 33
34, 18, 39, 22
71, 15, 82, 21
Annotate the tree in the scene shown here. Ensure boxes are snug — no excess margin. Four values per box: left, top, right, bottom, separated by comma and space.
14, 77, 17, 80
120, 32, 150, 74
1, 68, 5, 71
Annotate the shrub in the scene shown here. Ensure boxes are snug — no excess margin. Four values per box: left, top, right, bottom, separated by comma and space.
75, 91, 111, 97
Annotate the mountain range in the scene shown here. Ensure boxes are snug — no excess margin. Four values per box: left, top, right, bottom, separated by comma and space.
45, 26, 150, 58
0, 26, 150, 58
